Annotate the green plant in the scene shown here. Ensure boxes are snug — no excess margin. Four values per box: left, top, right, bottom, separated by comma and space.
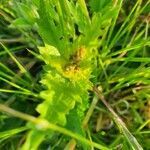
0, 0, 150, 149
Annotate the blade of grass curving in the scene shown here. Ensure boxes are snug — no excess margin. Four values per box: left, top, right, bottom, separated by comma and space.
0, 71, 13, 80
0, 43, 27, 74
0, 62, 16, 76
118, 0, 150, 41
0, 46, 25, 56
136, 120, 150, 132
93, 86, 143, 150
0, 104, 110, 150
136, 130, 150, 134
0, 126, 28, 139
108, 57, 150, 63
0, 77, 31, 93
0, 62, 33, 87
108, 40, 150, 57
0, 37, 24, 43
119, 0, 144, 48
107, 67, 150, 94
107, 40, 150, 80
105, 0, 124, 48
0, 89, 38, 97
108, 0, 149, 50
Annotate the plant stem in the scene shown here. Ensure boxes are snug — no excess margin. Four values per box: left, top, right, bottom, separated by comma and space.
93, 86, 143, 150
0, 104, 109, 150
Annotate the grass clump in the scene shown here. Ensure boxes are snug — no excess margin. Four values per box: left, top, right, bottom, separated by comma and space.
0, 0, 150, 149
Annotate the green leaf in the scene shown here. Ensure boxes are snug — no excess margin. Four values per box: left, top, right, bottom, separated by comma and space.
10, 18, 30, 29
37, 0, 61, 48
39, 44, 60, 57
89, 0, 111, 12
14, 3, 38, 25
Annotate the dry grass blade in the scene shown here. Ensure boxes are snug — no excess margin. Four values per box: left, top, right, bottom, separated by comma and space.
93, 86, 143, 150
